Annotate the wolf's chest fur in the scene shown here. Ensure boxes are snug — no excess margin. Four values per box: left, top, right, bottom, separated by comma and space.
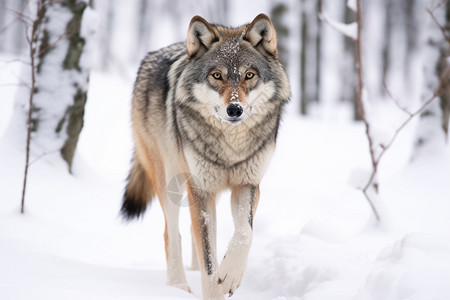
178, 108, 268, 160
174, 104, 278, 188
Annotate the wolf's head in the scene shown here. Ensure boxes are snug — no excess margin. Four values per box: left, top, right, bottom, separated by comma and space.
181, 14, 290, 125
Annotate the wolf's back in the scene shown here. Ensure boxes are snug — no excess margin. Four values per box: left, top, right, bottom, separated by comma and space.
132, 42, 186, 113
121, 43, 186, 220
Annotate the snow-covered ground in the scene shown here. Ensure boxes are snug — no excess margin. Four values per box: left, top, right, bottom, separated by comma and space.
1, 60, 450, 300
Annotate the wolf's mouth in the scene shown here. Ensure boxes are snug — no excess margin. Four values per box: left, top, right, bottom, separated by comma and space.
226, 117, 243, 125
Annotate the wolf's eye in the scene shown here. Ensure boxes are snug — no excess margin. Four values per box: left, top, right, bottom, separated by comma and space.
212, 72, 223, 80
245, 72, 256, 80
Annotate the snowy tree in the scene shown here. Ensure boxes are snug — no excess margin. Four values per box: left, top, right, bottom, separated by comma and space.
414, 1, 450, 154
12, 0, 94, 173
10, 0, 95, 213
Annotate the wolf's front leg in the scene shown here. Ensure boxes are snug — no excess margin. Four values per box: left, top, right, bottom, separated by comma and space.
187, 183, 224, 300
218, 185, 260, 296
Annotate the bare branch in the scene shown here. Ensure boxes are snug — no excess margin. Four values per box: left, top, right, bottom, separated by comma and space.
321, 0, 449, 223
0, 82, 29, 88
20, 1, 47, 215
427, 0, 448, 16
28, 149, 61, 166
362, 189, 380, 221
362, 65, 450, 198
0, 19, 22, 35
33, 10, 78, 59
0, 58, 31, 65
2, 6, 33, 27
383, 81, 414, 117
426, 6, 450, 45
0, 64, 32, 89
36, 30, 72, 58
354, 0, 380, 221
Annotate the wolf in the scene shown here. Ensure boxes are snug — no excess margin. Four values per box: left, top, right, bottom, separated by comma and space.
121, 14, 290, 299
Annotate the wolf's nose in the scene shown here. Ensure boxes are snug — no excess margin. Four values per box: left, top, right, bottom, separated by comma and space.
226, 103, 243, 118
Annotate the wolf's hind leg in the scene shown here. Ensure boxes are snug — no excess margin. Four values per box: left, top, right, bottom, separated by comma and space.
218, 185, 260, 296
160, 191, 192, 293
190, 226, 200, 270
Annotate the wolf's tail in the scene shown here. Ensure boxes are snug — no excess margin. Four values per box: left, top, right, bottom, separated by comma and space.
121, 155, 155, 220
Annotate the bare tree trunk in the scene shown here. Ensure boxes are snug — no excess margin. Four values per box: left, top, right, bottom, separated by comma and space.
343, 1, 358, 120
93, 0, 114, 70
439, 2, 450, 139
0, 1, 6, 52
300, 4, 307, 114
135, 0, 150, 62
300, 0, 320, 115
414, 1, 449, 154
270, 2, 289, 67
404, 0, 420, 85
315, 0, 322, 105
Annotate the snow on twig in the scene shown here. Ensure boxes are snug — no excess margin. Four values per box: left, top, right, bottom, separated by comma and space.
347, 0, 357, 12
319, 11, 357, 41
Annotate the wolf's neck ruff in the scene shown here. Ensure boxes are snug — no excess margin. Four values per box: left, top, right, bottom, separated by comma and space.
175, 100, 281, 168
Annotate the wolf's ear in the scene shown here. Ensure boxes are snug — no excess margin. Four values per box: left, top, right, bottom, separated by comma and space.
187, 16, 219, 57
244, 14, 277, 57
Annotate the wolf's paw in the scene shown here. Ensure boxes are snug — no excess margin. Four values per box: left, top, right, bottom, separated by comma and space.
170, 282, 193, 294
217, 253, 247, 296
